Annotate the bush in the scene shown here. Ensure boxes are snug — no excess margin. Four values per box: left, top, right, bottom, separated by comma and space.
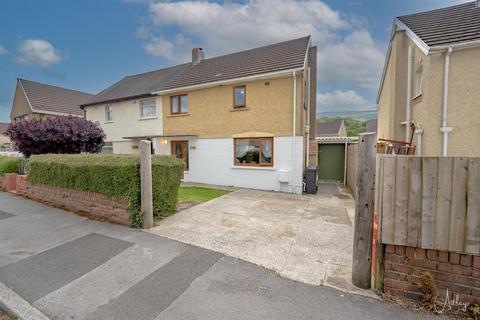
0, 157, 19, 176
5, 116, 105, 157
28, 154, 184, 227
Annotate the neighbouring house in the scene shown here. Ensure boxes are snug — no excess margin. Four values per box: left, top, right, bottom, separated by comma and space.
315, 120, 347, 138
377, 1, 480, 156
82, 37, 317, 194
10, 79, 93, 122
0, 123, 11, 150
366, 119, 377, 133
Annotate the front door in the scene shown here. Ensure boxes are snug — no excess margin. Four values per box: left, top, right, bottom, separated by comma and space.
171, 140, 189, 170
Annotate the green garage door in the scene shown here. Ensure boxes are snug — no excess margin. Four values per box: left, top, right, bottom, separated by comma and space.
317, 144, 345, 181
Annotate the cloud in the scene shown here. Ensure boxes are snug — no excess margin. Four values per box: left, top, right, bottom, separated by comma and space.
0, 46, 6, 55
137, 0, 385, 91
317, 31, 385, 89
17, 39, 61, 67
317, 90, 373, 112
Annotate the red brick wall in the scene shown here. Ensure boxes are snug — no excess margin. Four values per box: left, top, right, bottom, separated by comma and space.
384, 244, 480, 305
15, 175, 130, 226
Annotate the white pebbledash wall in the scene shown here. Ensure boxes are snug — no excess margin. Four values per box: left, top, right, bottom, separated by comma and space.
155, 136, 304, 194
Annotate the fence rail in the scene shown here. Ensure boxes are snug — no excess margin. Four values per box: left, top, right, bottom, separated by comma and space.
377, 155, 480, 255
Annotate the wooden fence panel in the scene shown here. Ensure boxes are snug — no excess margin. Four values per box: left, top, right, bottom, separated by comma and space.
434, 157, 453, 250
449, 157, 468, 252
381, 156, 396, 244
407, 157, 422, 247
421, 157, 438, 249
394, 157, 409, 245
378, 155, 480, 255
466, 159, 480, 254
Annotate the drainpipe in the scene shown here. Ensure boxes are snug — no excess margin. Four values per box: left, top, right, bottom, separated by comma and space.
292, 71, 297, 194
406, 46, 413, 141
306, 67, 311, 167
440, 47, 453, 156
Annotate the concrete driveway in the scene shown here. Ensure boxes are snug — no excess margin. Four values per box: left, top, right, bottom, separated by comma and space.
150, 183, 367, 295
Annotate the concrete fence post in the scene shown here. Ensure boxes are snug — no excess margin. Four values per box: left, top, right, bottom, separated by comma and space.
140, 140, 153, 229
352, 132, 377, 289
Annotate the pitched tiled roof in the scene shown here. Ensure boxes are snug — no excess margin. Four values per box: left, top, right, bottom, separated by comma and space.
366, 119, 377, 133
84, 36, 310, 106
0, 123, 9, 134
316, 120, 343, 136
398, 1, 480, 47
19, 79, 93, 116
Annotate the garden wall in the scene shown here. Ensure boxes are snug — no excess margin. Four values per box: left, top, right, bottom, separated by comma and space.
384, 244, 480, 305
15, 175, 130, 225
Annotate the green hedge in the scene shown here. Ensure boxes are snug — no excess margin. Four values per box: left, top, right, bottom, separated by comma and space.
28, 154, 185, 227
0, 157, 19, 176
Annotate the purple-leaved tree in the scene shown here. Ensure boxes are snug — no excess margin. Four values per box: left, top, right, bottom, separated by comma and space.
5, 116, 106, 157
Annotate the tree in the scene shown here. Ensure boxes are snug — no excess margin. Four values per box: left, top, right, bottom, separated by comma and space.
5, 116, 105, 157
317, 117, 367, 137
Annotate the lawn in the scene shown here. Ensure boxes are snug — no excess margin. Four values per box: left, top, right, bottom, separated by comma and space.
177, 186, 230, 206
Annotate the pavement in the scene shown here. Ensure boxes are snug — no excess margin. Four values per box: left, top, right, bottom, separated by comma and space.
0, 191, 445, 320
150, 183, 364, 294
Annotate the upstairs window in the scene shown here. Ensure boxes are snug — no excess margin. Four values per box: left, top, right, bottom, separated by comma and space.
105, 104, 113, 121
234, 137, 273, 167
171, 95, 188, 114
233, 86, 246, 108
140, 98, 156, 118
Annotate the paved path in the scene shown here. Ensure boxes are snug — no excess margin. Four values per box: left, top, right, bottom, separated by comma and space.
0, 191, 444, 319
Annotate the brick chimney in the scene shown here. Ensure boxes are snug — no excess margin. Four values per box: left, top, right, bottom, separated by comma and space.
192, 48, 204, 65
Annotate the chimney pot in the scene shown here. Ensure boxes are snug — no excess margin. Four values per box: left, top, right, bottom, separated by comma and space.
192, 48, 204, 65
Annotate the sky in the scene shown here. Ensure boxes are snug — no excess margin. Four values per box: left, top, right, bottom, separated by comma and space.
0, 0, 472, 122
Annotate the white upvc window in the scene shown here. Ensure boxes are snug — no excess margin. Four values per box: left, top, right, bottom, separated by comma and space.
105, 104, 113, 121
140, 98, 156, 118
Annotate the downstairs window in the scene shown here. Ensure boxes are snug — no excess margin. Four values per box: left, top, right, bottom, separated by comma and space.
234, 137, 273, 167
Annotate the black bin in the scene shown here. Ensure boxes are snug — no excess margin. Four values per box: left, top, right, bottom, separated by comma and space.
305, 166, 317, 194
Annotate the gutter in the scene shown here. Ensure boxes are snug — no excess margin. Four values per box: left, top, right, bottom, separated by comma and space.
441, 47, 453, 156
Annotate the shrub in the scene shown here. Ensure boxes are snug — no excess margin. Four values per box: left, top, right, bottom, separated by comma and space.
0, 157, 19, 176
5, 116, 105, 157
28, 154, 184, 227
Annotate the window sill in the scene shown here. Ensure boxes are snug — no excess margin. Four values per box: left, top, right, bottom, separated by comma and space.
231, 166, 275, 171
138, 116, 158, 121
168, 113, 190, 118
230, 107, 249, 112
104, 121, 114, 124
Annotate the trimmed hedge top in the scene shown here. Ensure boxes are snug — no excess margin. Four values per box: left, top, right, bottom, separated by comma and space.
28, 154, 185, 227
0, 157, 19, 176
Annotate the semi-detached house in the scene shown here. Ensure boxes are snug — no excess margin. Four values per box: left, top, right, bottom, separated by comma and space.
82, 37, 317, 194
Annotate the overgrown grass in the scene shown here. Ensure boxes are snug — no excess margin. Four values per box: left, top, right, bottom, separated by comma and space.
178, 186, 230, 205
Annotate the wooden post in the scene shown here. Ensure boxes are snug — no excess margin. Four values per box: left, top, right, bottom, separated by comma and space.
140, 140, 153, 229
352, 132, 376, 289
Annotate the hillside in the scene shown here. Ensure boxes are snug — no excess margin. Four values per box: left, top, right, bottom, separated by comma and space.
317, 110, 377, 122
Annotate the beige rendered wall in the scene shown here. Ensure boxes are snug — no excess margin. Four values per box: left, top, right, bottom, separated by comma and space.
85, 96, 163, 143
10, 83, 32, 121
162, 75, 305, 139
0, 134, 10, 146
413, 47, 480, 156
